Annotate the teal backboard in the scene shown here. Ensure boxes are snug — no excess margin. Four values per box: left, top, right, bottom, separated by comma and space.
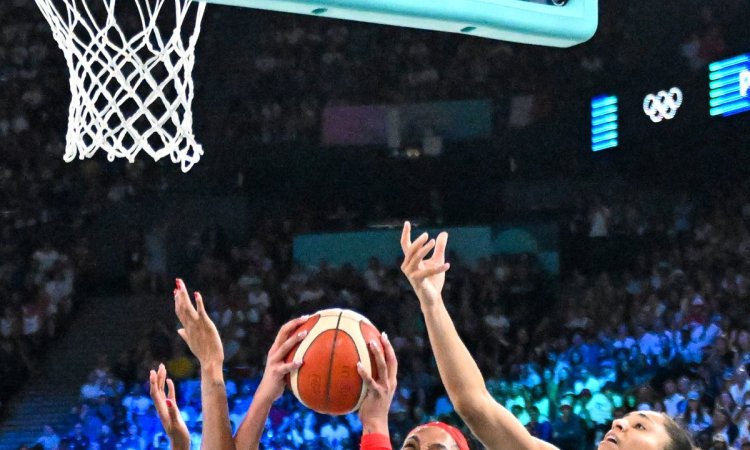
198, 0, 598, 47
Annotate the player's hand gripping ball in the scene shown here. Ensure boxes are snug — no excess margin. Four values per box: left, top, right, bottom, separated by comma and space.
285, 308, 382, 415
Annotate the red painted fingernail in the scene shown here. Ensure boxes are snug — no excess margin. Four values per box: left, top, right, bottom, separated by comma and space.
166, 399, 173, 408
194, 292, 200, 300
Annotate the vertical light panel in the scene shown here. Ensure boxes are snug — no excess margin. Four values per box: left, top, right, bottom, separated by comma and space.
709, 53, 750, 117
591, 95, 618, 152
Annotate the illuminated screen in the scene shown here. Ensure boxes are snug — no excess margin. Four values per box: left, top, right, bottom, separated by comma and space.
709, 53, 750, 117
591, 95, 619, 152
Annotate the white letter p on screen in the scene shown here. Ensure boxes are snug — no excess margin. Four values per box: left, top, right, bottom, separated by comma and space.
740, 70, 750, 97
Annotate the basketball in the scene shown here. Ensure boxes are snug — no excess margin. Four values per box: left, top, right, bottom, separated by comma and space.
285, 308, 382, 415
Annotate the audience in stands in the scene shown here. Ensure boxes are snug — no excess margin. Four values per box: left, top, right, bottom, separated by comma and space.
20, 185, 747, 449
4, 0, 750, 448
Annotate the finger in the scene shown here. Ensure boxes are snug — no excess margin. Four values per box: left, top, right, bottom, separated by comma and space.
149, 370, 158, 397
175, 278, 198, 321
194, 291, 207, 316
157, 363, 167, 394
273, 329, 309, 363
177, 328, 188, 344
400, 221, 412, 253
173, 287, 186, 324
166, 378, 177, 403
407, 239, 436, 272
402, 232, 429, 269
411, 263, 450, 280
407, 232, 429, 256
273, 315, 310, 351
166, 397, 181, 422
154, 402, 169, 425
173, 280, 189, 323
149, 370, 170, 421
357, 361, 378, 391
277, 360, 304, 376
381, 332, 398, 385
369, 339, 388, 385
429, 232, 448, 264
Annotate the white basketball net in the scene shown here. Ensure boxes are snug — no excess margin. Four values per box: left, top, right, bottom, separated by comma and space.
35, 0, 206, 172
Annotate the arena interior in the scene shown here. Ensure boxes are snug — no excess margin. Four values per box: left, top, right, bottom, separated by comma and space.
1, 0, 750, 449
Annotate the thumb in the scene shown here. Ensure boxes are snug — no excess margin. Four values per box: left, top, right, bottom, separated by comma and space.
177, 328, 188, 343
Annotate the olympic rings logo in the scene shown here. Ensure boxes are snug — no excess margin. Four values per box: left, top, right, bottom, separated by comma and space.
643, 87, 683, 122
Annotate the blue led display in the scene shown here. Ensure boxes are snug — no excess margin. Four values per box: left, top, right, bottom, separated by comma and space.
709, 53, 750, 117
591, 95, 618, 152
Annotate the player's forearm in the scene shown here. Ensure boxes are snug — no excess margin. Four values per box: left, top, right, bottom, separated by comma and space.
420, 298, 550, 450
200, 363, 235, 450
361, 418, 389, 437
420, 298, 490, 409
233, 389, 275, 450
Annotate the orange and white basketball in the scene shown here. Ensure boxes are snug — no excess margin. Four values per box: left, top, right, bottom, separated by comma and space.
285, 308, 382, 415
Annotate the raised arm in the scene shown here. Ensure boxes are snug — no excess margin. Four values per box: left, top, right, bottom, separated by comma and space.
174, 279, 234, 450
233, 316, 309, 450
399, 223, 558, 450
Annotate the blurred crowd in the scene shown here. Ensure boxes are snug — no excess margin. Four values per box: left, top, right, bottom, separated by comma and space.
208, 0, 748, 145
3, 0, 750, 448
0, 0, 177, 419
0, 237, 76, 419
15, 182, 750, 450
3, 0, 749, 151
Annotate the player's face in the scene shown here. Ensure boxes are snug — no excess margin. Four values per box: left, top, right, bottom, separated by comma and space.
599, 411, 670, 450
401, 426, 457, 450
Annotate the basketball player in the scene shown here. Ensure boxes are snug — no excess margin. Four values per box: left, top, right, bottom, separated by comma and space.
148, 315, 309, 450
154, 278, 471, 450
399, 221, 694, 450
150, 325, 471, 450
159, 278, 309, 450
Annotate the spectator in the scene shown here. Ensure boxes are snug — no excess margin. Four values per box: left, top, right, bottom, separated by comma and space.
552, 400, 585, 450
526, 405, 553, 442
710, 408, 739, 447
319, 415, 350, 449
730, 367, 750, 406
35, 425, 60, 450
63, 423, 90, 450
96, 424, 117, 450
118, 423, 146, 450
662, 379, 685, 418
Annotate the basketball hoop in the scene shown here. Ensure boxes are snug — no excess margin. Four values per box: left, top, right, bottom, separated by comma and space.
35, 0, 206, 172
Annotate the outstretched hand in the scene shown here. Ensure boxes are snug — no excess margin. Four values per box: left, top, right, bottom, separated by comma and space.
357, 332, 398, 436
400, 221, 450, 307
149, 363, 190, 450
256, 316, 311, 402
173, 278, 224, 368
